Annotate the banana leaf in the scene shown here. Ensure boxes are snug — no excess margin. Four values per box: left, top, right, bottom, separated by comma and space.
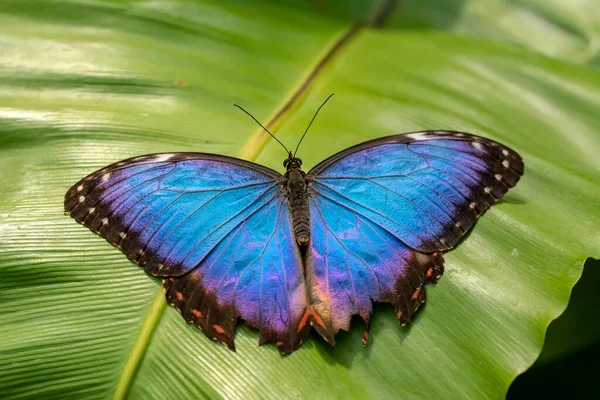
0, 1, 598, 399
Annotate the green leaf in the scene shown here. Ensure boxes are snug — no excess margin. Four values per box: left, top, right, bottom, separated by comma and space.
0, 1, 598, 399
391, 0, 600, 66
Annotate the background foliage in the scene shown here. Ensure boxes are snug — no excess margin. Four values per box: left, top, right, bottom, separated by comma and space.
0, 0, 598, 399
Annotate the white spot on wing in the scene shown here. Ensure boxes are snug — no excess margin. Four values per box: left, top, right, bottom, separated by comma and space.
494, 174, 502, 181
502, 149, 509, 156
154, 154, 175, 162
119, 232, 127, 239
89, 207, 96, 214
101, 173, 111, 182
471, 141, 483, 150
484, 187, 491, 193
77, 185, 83, 192
502, 160, 510, 168
78, 195, 85, 203
101, 218, 109, 225
469, 202, 476, 209
406, 132, 429, 141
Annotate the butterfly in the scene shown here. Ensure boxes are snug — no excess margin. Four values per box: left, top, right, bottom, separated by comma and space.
65, 96, 524, 354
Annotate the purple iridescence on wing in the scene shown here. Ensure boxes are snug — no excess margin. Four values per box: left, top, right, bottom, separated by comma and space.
306, 131, 523, 341
164, 197, 308, 352
65, 153, 308, 352
311, 133, 523, 253
307, 194, 443, 340
65, 131, 524, 353
66, 154, 279, 277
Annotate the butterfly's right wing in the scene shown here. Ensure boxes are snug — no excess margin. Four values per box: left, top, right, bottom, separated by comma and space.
65, 153, 308, 352
304, 131, 523, 342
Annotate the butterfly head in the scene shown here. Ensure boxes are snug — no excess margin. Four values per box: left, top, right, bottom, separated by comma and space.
234, 94, 334, 171
283, 152, 302, 171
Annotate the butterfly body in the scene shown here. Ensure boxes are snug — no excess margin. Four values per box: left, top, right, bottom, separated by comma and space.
282, 155, 311, 246
65, 131, 523, 353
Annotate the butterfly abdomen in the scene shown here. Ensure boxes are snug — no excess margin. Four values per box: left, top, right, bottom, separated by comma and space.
286, 168, 310, 246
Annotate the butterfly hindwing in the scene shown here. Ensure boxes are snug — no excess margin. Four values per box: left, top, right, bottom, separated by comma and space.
306, 131, 523, 337
163, 198, 308, 352
307, 194, 444, 341
65, 153, 308, 351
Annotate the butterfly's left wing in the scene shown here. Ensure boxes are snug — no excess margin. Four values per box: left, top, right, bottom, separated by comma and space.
305, 131, 523, 342
65, 153, 309, 352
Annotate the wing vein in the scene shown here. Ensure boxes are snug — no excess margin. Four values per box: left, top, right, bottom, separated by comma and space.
275, 205, 292, 332
74, 164, 176, 217
312, 183, 432, 246
409, 141, 522, 174
98, 168, 176, 236
313, 200, 377, 311
154, 182, 278, 264
407, 147, 490, 183
159, 180, 273, 194
177, 185, 278, 267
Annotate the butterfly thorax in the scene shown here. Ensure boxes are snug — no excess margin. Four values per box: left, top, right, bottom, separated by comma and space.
284, 157, 310, 246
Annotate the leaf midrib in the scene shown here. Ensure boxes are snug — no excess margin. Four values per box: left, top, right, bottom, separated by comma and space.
113, 1, 402, 396
111, 20, 369, 400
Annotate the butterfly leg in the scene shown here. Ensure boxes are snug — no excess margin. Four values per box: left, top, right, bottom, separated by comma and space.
361, 317, 371, 347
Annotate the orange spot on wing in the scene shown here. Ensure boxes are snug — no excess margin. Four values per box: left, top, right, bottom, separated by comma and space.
397, 311, 403, 320
426, 268, 433, 278
310, 308, 326, 328
276, 341, 284, 347
297, 309, 311, 332
213, 325, 226, 334
192, 309, 201, 318
176, 292, 183, 301
411, 289, 420, 300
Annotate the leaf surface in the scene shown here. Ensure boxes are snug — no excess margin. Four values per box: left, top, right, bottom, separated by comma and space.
0, 1, 598, 399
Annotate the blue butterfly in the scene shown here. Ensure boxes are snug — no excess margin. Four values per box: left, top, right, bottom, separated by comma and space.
65, 96, 523, 353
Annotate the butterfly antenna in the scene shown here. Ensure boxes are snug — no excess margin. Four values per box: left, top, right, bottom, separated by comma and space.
233, 104, 290, 154
293, 93, 334, 158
